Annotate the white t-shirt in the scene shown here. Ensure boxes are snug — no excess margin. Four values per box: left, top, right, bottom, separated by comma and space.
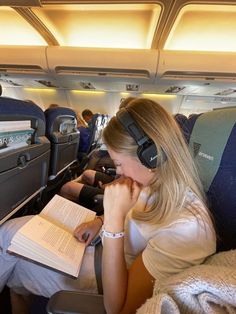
124, 188, 216, 281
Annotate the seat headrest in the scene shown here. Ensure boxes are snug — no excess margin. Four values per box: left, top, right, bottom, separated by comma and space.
44, 106, 77, 137
174, 113, 190, 140
188, 109, 236, 252
0, 96, 45, 136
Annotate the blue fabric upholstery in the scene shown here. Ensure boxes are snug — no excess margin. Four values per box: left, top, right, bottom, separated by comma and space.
183, 113, 202, 143
0, 97, 46, 136
44, 106, 79, 179
187, 109, 236, 252
77, 126, 90, 153
44, 107, 77, 140
174, 113, 188, 127
174, 113, 190, 141
0, 97, 50, 222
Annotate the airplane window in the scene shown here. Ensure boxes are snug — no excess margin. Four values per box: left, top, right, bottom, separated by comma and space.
0, 7, 47, 46
164, 4, 236, 52
32, 3, 161, 49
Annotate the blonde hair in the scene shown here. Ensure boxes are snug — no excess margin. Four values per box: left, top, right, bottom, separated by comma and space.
103, 98, 207, 225
119, 97, 137, 109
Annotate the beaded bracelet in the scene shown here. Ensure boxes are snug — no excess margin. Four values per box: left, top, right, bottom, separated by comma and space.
100, 226, 125, 240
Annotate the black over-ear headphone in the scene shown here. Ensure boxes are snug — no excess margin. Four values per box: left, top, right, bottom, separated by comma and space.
116, 108, 160, 169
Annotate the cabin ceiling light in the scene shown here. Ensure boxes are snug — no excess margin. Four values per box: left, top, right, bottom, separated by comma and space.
71, 90, 105, 95
0, 7, 46, 45
142, 93, 176, 99
120, 92, 131, 96
165, 4, 236, 52
32, 3, 161, 49
24, 88, 56, 92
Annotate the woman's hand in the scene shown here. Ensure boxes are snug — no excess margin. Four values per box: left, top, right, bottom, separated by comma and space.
73, 218, 102, 246
103, 177, 141, 229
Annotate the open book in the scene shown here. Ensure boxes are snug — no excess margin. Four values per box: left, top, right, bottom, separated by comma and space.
8, 194, 96, 278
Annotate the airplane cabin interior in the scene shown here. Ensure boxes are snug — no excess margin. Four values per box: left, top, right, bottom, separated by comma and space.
0, 0, 236, 313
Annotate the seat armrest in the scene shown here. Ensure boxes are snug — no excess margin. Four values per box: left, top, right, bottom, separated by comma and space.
47, 290, 106, 314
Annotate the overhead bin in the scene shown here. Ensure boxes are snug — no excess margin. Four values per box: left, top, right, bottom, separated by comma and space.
0, 46, 48, 75
157, 51, 236, 82
46, 47, 159, 83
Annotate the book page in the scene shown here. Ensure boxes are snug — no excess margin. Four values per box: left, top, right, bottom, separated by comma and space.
40, 194, 96, 233
9, 215, 85, 277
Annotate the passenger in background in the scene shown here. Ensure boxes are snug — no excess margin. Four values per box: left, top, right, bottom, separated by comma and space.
76, 112, 91, 156
81, 109, 100, 140
81, 108, 100, 149
0, 98, 216, 314
83, 97, 136, 170
59, 99, 135, 208
48, 103, 59, 109
174, 113, 189, 140
81, 109, 95, 125
85, 149, 114, 171
60, 169, 114, 210
80, 108, 110, 169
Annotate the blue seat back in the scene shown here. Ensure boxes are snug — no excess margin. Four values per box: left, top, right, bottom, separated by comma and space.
0, 97, 50, 223
174, 113, 190, 140
44, 107, 79, 180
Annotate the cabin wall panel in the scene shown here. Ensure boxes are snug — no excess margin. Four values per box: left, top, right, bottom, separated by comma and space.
67, 91, 123, 117
1, 87, 69, 110
1, 86, 183, 116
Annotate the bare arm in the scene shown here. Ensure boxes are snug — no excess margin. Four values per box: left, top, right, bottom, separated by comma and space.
102, 177, 154, 314
103, 239, 154, 314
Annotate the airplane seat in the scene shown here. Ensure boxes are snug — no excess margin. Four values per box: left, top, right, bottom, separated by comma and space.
187, 108, 236, 252
75, 114, 111, 174
184, 113, 202, 142
174, 113, 189, 140
42, 107, 236, 314
44, 106, 79, 181
174, 113, 188, 126
0, 96, 50, 224
87, 113, 111, 154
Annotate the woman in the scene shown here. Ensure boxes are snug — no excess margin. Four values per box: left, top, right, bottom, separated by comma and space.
0, 98, 216, 314
76, 112, 91, 155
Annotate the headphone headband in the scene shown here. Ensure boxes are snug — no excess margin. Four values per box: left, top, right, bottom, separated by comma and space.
116, 109, 148, 146
116, 108, 159, 169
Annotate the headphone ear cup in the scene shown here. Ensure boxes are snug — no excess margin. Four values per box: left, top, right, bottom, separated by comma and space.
137, 142, 159, 169
116, 108, 166, 169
